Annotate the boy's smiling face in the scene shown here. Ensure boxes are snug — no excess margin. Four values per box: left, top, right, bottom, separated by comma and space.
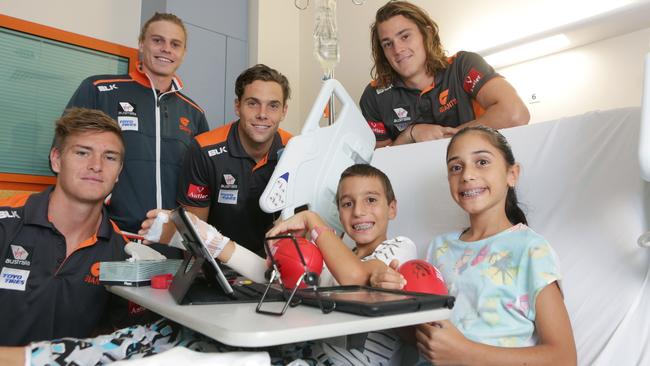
337, 176, 396, 249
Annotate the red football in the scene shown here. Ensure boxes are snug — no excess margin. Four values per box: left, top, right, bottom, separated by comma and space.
272, 237, 323, 289
399, 259, 448, 295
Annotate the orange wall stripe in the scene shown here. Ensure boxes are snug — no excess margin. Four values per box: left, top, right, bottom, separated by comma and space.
0, 182, 47, 192
0, 173, 56, 185
0, 173, 55, 191
0, 14, 138, 73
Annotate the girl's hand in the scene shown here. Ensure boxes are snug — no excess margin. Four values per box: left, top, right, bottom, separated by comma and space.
415, 320, 472, 365
370, 259, 406, 289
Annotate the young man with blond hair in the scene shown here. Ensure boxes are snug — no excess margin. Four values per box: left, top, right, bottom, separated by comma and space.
66, 13, 209, 245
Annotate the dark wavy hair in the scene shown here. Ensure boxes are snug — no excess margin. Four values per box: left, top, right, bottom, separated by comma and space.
446, 126, 527, 225
370, 1, 448, 87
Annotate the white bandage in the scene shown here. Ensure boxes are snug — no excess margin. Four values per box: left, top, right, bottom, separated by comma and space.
143, 211, 169, 242
188, 214, 230, 258
164, 212, 230, 258
168, 231, 185, 250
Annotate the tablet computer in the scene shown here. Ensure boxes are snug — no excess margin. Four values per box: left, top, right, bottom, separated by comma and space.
168, 207, 283, 305
297, 285, 455, 317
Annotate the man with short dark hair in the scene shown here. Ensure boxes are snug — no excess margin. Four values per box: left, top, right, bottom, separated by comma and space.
66, 13, 209, 243
0, 108, 127, 352
175, 64, 292, 255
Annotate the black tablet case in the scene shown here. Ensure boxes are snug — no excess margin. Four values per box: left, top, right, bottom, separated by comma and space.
297, 285, 455, 317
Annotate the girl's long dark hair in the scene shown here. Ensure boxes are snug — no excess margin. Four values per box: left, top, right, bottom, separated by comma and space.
446, 126, 527, 226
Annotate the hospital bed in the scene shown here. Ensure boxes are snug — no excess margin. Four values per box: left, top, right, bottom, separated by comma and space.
263, 79, 649, 365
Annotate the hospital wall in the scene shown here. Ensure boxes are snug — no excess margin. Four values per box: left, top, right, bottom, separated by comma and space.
0, 0, 142, 48
248, 0, 302, 134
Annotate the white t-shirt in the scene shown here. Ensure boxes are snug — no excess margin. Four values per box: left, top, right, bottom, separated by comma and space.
318, 236, 417, 287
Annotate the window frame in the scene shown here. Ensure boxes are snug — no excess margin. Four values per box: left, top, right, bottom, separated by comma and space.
0, 14, 138, 192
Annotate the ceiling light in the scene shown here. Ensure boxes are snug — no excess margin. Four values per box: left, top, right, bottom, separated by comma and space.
484, 34, 571, 69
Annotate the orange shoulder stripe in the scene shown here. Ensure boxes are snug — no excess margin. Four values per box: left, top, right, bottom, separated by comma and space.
278, 129, 293, 145
0, 192, 31, 208
195, 124, 232, 148
109, 219, 129, 244
92, 78, 135, 86
177, 93, 205, 114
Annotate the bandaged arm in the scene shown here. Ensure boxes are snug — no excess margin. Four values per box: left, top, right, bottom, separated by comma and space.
221, 243, 267, 284
144, 211, 268, 283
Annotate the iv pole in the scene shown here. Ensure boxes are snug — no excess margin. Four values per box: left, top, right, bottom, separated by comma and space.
297, 0, 365, 125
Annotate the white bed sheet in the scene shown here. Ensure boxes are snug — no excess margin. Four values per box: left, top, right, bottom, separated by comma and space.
372, 107, 650, 365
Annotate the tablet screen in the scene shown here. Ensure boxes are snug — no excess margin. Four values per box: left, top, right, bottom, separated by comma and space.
317, 288, 415, 303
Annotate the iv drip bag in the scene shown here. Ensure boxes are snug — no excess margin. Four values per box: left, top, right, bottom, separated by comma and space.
313, 0, 339, 74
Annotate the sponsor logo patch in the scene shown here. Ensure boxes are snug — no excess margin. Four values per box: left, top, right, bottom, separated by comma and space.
367, 121, 387, 135
220, 173, 238, 190
375, 84, 393, 95
392, 107, 411, 124
0, 210, 20, 219
84, 262, 101, 285
208, 146, 227, 157
5, 244, 31, 267
128, 301, 146, 316
439, 98, 458, 113
118, 116, 139, 131
217, 189, 238, 205
463, 68, 483, 94
394, 121, 410, 132
0, 267, 29, 291
187, 184, 210, 201
118, 101, 138, 131
439, 89, 449, 105
11, 245, 28, 260
119, 102, 134, 112
179, 117, 192, 135
393, 107, 408, 119
223, 174, 236, 186
97, 84, 118, 92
